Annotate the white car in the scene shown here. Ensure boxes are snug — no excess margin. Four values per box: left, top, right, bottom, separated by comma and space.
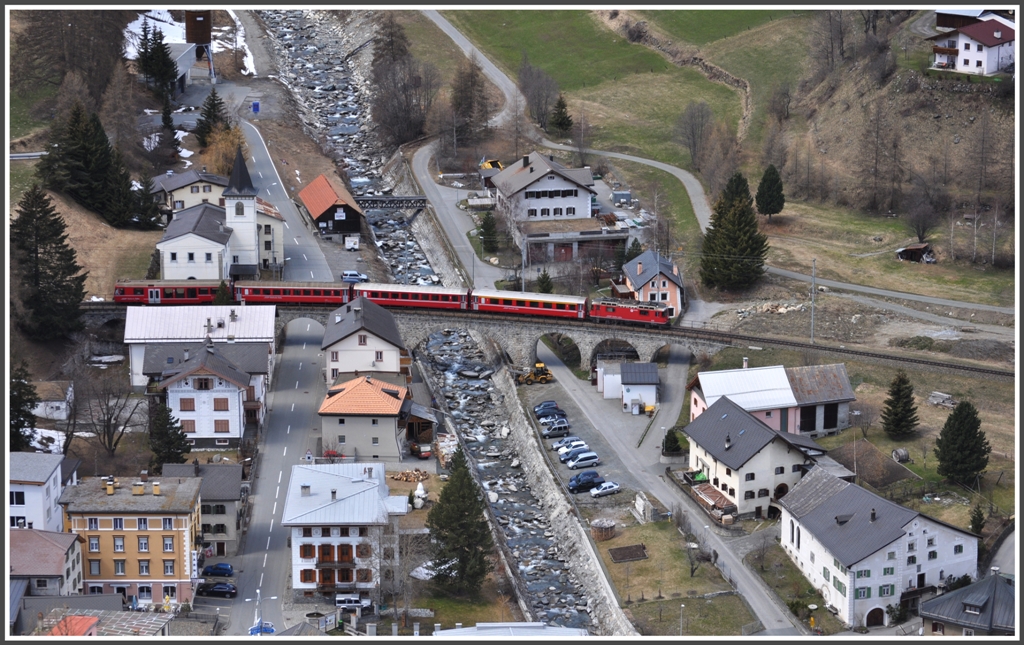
341, 270, 368, 282
556, 440, 588, 457
551, 435, 582, 451
590, 481, 621, 497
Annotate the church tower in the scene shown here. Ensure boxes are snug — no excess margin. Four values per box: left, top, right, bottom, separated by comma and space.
222, 146, 261, 277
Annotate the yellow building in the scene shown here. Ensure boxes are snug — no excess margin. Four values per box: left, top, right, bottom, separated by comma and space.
57, 474, 202, 605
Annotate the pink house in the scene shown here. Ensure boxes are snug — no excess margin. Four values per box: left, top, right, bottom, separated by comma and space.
687, 359, 855, 437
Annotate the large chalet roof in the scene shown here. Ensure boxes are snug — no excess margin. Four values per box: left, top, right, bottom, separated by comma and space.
321, 297, 405, 350
281, 463, 407, 526
920, 572, 1015, 634
622, 249, 683, 291
144, 341, 270, 376
959, 20, 1014, 46
298, 173, 365, 220
58, 477, 201, 514
162, 462, 243, 502
149, 169, 228, 195
491, 151, 596, 198
158, 202, 232, 245
318, 376, 407, 417
156, 338, 251, 390
10, 452, 65, 485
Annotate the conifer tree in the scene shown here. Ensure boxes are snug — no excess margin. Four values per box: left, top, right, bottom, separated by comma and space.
162, 93, 176, 133
699, 172, 769, 290
755, 164, 785, 221
549, 93, 573, 135
148, 404, 192, 475
194, 87, 229, 148
135, 176, 163, 230
969, 504, 986, 535
536, 269, 554, 293
102, 146, 135, 228
880, 369, 919, 440
664, 428, 682, 453
934, 401, 990, 486
624, 238, 645, 264
425, 448, 493, 596
11, 185, 88, 340
137, 17, 153, 84
213, 280, 233, 305
63, 112, 114, 214
36, 101, 88, 193
479, 211, 498, 253
10, 360, 39, 453
148, 27, 178, 98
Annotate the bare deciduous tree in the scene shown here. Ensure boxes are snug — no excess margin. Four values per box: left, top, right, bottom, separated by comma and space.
699, 120, 739, 199
767, 84, 792, 123
572, 104, 592, 168
673, 101, 713, 171
70, 360, 146, 459
379, 528, 432, 627
853, 403, 878, 439
517, 53, 559, 131
503, 91, 528, 160
754, 531, 773, 571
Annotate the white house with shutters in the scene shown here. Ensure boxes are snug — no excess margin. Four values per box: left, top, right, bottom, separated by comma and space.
778, 468, 978, 629
9, 452, 67, 533
281, 463, 407, 604
321, 298, 410, 384
929, 19, 1015, 75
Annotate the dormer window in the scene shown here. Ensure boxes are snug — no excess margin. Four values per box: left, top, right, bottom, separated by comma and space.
964, 604, 981, 615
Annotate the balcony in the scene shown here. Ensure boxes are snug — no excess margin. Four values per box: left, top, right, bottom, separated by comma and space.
932, 46, 958, 56
243, 400, 262, 411
316, 582, 357, 593
315, 559, 355, 569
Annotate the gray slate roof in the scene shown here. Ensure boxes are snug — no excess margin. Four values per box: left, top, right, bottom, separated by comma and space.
622, 249, 684, 291
321, 297, 405, 350
162, 462, 243, 501
682, 397, 824, 470
920, 572, 1015, 634
150, 169, 228, 194
159, 203, 232, 245
281, 463, 407, 527
491, 151, 596, 198
156, 338, 251, 390
9, 452, 65, 484
222, 147, 259, 197
59, 477, 201, 514
620, 362, 659, 385
778, 467, 922, 567
785, 364, 856, 404
144, 342, 270, 376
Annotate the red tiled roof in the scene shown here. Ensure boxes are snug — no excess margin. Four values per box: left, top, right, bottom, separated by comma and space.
298, 174, 364, 220
49, 616, 99, 636
960, 20, 1014, 46
319, 375, 407, 416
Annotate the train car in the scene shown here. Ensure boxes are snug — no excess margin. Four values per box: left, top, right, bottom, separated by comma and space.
471, 289, 588, 319
587, 297, 671, 327
235, 281, 354, 306
355, 283, 469, 310
113, 279, 224, 305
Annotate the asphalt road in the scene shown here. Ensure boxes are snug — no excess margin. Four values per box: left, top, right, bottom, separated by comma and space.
224, 318, 327, 635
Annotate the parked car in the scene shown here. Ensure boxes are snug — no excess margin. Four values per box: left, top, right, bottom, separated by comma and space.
536, 408, 568, 421
568, 452, 602, 470
568, 470, 605, 494
556, 440, 588, 457
541, 418, 571, 434
410, 442, 432, 459
341, 270, 368, 283
551, 435, 582, 451
589, 481, 621, 497
533, 400, 559, 415
201, 562, 234, 577
559, 445, 591, 464
197, 582, 238, 598
541, 424, 572, 439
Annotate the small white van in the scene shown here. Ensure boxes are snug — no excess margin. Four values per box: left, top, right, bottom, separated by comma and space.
336, 594, 372, 612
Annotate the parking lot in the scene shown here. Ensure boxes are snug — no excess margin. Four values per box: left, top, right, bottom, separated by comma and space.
520, 380, 654, 506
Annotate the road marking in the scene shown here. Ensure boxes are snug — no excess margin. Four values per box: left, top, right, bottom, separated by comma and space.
266, 536, 271, 549
258, 171, 263, 178
252, 156, 256, 163
283, 220, 289, 229
295, 380, 299, 389
302, 254, 307, 261
287, 426, 290, 434
294, 237, 299, 244
263, 553, 268, 567
278, 471, 282, 484
310, 270, 314, 279
291, 403, 295, 412
303, 342, 306, 350
270, 519, 274, 532
299, 362, 302, 370
283, 447, 287, 457
275, 486, 279, 499
273, 501, 277, 515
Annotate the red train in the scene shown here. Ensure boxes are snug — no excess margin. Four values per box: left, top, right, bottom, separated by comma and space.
112, 279, 672, 327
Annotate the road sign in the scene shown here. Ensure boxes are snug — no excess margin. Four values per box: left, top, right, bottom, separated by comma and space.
252, 101, 260, 113
305, 449, 313, 461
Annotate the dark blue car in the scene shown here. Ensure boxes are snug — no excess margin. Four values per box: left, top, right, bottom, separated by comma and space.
202, 562, 234, 577
197, 582, 237, 598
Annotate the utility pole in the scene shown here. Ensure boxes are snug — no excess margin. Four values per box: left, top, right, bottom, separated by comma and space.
810, 258, 816, 345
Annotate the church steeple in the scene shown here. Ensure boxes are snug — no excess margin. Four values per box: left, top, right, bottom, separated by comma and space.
223, 146, 258, 197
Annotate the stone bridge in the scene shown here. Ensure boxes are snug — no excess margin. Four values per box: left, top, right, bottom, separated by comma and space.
273, 307, 727, 369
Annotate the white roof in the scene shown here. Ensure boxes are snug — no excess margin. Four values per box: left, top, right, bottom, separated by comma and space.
281, 463, 407, 526
124, 305, 276, 343
697, 365, 798, 411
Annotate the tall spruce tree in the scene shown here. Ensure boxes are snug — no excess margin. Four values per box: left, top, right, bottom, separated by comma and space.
65, 112, 114, 214
624, 238, 645, 264
194, 87, 229, 148
11, 185, 88, 340
10, 360, 40, 453
102, 146, 135, 227
934, 401, 990, 486
213, 280, 233, 305
536, 269, 554, 293
755, 164, 785, 221
880, 369, 919, 440
969, 504, 986, 535
137, 17, 153, 84
699, 172, 769, 290
549, 93, 573, 135
36, 101, 89, 193
148, 27, 178, 98
135, 176, 163, 230
148, 404, 192, 475
425, 448, 493, 596
162, 93, 176, 133
479, 211, 498, 253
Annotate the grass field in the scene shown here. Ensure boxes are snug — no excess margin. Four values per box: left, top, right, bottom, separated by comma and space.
592, 513, 756, 635
639, 9, 803, 46
747, 543, 847, 635
9, 160, 39, 210
9, 82, 55, 140
399, 10, 482, 89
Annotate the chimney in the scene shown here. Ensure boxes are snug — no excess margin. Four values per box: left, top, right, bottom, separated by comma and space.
724, 434, 732, 450
743, 357, 749, 369
140, 470, 148, 482
995, 30, 1002, 39
184, 348, 190, 361
301, 484, 311, 497
870, 508, 876, 522
455, 623, 462, 630
549, 154, 554, 161
153, 482, 160, 496
522, 155, 529, 167
206, 317, 213, 333
335, 314, 342, 324
229, 308, 237, 322
673, 264, 679, 276
194, 459, 200, 477
346, 304, 351, 313
132, 482, 145, 495
331, 489, 337, 500
366, 467, 373, 478
637, 262, 643, 275
202, 165, 207, 173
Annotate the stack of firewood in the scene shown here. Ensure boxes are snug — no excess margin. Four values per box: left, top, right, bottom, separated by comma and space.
389, 469, 430, 482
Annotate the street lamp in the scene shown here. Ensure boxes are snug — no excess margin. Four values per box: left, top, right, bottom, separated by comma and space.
679, 603, 685, 635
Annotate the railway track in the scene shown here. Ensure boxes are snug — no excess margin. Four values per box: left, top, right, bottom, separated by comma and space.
81, 301, 1015, 379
